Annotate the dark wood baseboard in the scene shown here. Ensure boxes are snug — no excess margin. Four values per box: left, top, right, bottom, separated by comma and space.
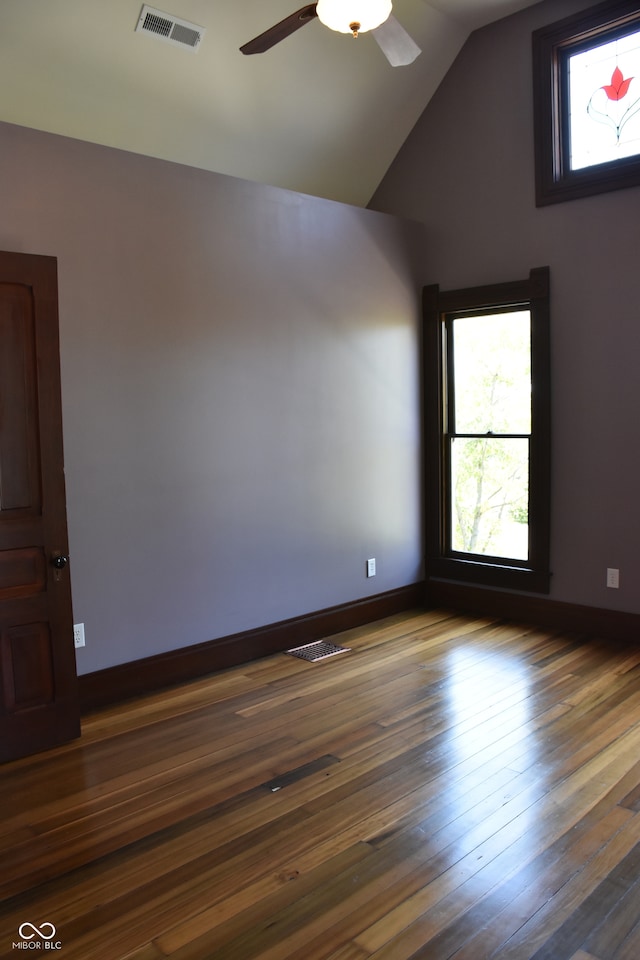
428, 579, 640, 644
79, 583, 425, 714
80, 579, 638, 714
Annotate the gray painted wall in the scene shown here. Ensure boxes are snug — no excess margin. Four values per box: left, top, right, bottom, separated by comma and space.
0, 121, 425, 674
371, 0, 640, 615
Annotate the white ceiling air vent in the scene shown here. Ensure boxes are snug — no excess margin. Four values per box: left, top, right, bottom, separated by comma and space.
136, 5, 205, 52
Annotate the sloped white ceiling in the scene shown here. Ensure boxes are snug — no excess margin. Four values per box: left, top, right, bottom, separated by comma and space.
0, 0, 540, 205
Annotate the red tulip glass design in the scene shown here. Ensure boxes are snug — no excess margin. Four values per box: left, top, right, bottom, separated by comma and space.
602, 66, 633, 101
586, 62, 640, 147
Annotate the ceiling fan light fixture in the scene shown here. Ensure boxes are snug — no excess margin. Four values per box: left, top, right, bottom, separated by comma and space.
316, 0, 392, 35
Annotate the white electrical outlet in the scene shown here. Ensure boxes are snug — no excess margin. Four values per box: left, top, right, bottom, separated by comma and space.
73, 623, 85, 648
606, 568, 619, 589
366, 558, 376, 578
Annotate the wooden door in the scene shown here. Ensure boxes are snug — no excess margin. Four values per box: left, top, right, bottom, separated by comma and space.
0, 251, 79, 763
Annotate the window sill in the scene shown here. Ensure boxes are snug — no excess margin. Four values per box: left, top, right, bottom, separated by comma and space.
428, 557, 551, 594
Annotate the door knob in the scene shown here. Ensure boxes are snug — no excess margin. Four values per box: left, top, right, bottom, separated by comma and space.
51, 554, 69, 570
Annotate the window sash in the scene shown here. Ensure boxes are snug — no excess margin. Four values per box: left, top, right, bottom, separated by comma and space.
446, 435, 531, 564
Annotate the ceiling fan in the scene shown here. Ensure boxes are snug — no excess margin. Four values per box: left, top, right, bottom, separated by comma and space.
240, 1, 421, 67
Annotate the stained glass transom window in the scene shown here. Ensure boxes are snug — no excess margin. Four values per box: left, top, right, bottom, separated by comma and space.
569, 28, 640, 170
533, 2, 640, 205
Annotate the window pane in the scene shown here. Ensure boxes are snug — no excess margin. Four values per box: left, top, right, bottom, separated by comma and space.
568, 29, 640, 171
450, 437, 529, 561
452, 311, 531, 434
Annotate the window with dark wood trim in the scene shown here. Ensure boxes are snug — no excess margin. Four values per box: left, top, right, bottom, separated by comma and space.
423, 268, 551, 593
533, 0, 640, 206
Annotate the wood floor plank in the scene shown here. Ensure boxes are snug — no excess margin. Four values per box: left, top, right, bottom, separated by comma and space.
484, 816, 640, 960
610, 917, 640, 960
581, 874, 640, 959
401, 804, 634, 960
2, 610, 640, 960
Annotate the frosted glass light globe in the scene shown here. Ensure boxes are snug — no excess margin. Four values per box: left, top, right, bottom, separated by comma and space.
316, 0, 393, 34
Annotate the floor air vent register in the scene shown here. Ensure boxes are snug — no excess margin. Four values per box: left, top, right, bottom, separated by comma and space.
285, 641, 351, 662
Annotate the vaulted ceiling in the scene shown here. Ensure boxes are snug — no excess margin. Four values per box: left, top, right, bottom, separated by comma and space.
0, 0, 540, 206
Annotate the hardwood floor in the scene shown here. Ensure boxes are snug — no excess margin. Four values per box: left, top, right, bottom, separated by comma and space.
2, 608, 640, 959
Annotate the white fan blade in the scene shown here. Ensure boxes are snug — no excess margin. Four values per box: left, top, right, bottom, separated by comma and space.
371, 14, 421, 66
